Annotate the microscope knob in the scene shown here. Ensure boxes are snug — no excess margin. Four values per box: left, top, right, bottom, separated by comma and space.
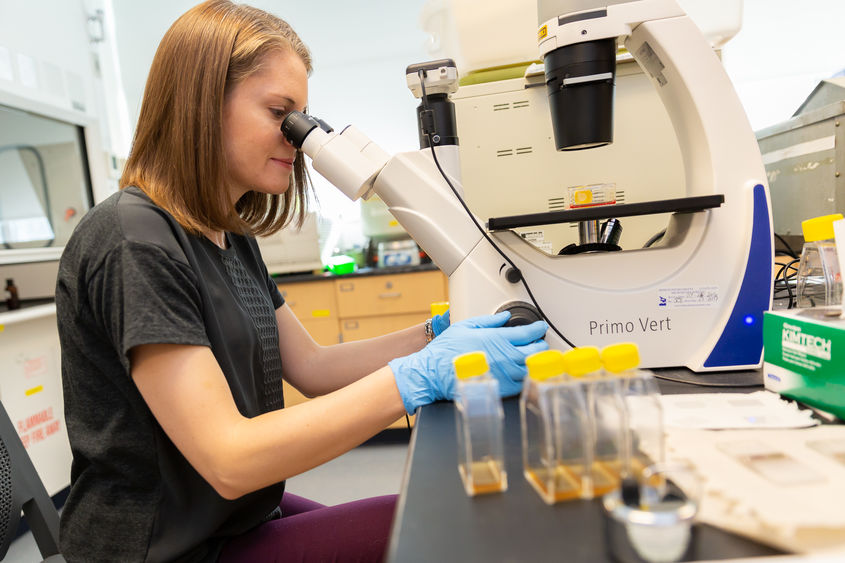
504, 267, 522, 284
495, 301, 542, 327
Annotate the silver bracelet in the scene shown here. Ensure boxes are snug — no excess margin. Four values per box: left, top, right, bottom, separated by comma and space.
424, 318, 435, 343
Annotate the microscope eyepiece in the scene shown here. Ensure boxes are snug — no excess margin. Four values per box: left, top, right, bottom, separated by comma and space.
281, 111, 334, 148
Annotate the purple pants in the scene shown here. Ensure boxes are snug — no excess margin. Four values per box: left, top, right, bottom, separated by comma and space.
218, 493, 398, 562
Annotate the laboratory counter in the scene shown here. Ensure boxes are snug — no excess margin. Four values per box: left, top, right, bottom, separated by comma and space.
271, 262, 441, 284
387, 371, 789, 563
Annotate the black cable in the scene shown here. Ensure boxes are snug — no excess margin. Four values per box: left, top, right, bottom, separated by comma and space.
773, 262, 792, 308
784, 258, 799, 308
416, 69, 576, 348
774, 233, 798, 259
775, 258, 799, 309
643, 229, 666, 249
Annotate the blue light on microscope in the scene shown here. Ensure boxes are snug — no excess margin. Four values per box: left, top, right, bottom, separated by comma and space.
743, 315, 755, 325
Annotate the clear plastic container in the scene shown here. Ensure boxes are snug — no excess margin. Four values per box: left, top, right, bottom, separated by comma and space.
453, 351, 507, 496
520, 349, 589, 504
601, 343, 665, 482
564, 346, 628, 498
796, 214, 844, 309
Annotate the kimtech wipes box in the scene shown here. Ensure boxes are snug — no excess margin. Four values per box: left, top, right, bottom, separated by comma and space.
763, 308, 845, 419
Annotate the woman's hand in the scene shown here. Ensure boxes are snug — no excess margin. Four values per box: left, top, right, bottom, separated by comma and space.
388, 311, 548, 413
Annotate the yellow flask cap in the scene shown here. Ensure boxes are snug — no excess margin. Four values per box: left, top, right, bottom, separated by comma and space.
526, 349, 566, 381
430, 301, 450, 316
453, 351, 489, 380
802, 214, 844, 242
601, 342, 640, 373
562, 346, 601, 377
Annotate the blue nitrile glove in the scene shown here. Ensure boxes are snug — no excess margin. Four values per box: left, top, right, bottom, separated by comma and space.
388, 311, 549, 413
432, 309, 450, 336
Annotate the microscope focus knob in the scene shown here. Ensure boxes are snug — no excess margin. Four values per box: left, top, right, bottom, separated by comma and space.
504, 267, 522, 284
495, 301, 543, 327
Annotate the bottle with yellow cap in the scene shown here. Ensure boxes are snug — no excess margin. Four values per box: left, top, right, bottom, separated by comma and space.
520, 349, 589, 504
563, 346, 628, 498
600, 342, 664, 482
796, 213, 844, 309
453, 351, 507, 496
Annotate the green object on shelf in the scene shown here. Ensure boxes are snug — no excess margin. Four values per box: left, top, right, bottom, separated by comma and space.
325, 255, 356, 275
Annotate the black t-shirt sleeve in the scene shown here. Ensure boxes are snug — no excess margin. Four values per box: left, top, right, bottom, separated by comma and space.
89, 239, 211, 359
266, 272, 284, 310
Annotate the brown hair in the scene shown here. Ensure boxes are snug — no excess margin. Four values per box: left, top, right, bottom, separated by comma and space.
119, 0, 312, 236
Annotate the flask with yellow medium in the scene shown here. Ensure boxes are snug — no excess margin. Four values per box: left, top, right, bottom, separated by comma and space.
453, 351, 507, 496
601, 342, 665, 480
521, 349, 589, 504
563, 346, 628, 498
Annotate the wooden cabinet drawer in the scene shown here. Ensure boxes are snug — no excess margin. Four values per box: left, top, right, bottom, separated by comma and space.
282, 380, 309, 407
300, 318, 340, 346
277, 280, 337, 320
334, 271, 446, 318
340, 313, 428, 343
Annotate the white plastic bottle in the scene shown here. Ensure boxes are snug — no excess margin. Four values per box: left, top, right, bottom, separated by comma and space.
796, 213, 844, 309
453, 351, 507, 496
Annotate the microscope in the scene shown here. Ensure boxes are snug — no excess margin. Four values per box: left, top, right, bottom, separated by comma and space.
281, 0, 773, 373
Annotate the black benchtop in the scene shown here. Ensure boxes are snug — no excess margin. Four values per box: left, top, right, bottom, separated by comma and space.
272, 262, 440, 284
387, 375, 785, 563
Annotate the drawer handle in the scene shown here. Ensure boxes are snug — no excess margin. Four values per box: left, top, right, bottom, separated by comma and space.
344, 320, 359, 330
378, 292, 402, 299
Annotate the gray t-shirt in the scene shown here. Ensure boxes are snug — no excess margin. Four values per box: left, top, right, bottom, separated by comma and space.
56, 186, 286, 562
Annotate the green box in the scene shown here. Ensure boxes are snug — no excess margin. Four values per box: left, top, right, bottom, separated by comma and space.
763, 308, 845, 419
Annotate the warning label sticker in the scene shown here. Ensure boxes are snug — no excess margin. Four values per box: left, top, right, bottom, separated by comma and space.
657, 286, 719, 308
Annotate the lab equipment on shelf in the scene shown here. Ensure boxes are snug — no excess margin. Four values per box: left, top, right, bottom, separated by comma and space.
795, 214, 844, 309
520, 349, 589, 504
601, 342, 665, 480
453, 351, 507, 496
4, 278, 20, 310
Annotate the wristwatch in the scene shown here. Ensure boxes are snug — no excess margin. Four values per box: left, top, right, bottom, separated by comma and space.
424, 318, 435, 343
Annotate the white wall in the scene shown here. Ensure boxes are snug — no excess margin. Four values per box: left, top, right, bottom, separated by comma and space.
0, 0, 96, 115
112, 0, 430, 246
721, 0, 845, 131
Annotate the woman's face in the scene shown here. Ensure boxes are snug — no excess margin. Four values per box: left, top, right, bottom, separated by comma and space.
222, 49, 308, 203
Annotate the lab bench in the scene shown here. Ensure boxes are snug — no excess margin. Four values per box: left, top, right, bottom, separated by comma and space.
387, 374, 787, 563
275, 264, 448, 429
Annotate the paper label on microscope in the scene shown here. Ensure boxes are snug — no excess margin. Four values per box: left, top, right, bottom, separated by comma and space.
519, 230, 552, 253
656, 286, 719, 308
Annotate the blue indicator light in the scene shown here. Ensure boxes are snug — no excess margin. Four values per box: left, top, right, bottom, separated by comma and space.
744, 315, 755, 325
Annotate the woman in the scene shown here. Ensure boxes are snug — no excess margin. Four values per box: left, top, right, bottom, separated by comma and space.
55, 1, 548, 561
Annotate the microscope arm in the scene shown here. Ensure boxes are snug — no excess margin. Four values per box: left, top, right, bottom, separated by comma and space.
293, 117, 483, 277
